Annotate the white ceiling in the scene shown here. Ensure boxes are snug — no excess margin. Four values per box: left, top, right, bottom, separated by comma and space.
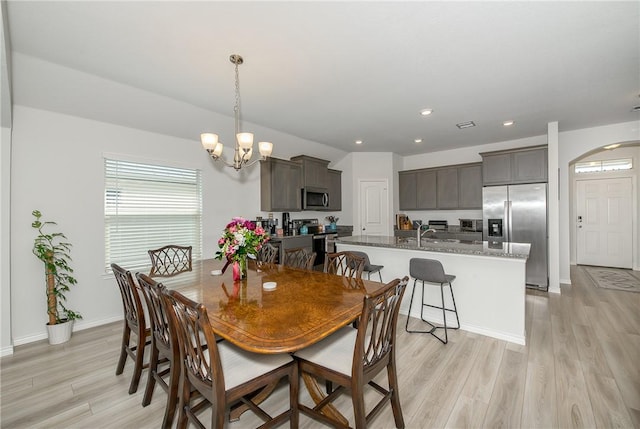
5, 1, 640, 155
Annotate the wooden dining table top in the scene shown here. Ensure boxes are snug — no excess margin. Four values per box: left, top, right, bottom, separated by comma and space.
157, 258, 386, 354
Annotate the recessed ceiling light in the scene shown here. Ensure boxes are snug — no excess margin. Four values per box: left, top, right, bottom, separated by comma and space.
603, 143, 621, 150
632, 105, 640, 112
420, 109, 433, 116
456, 121, 476, 129
503, 120, 515, 126
414, 138, 422, 143
355, 140, 363, 145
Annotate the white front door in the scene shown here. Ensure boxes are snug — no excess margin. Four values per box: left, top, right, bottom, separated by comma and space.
576, 177, 633, 268
358, 180, 389, 236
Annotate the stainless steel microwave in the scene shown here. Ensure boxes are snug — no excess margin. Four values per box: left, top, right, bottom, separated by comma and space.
459, 218, 483, 232
302, 187, 329, 210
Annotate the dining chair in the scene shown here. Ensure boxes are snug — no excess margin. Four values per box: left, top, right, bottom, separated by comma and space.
257, 242, 278, 264
135, 273, 179, 429
148, 244, 192, 277
111, 263, 150, 394
347, 250, 384, 282
163, 289, 299, 429
283, 247, 317, 270
295, 276, 410, 429
324, 251, 365, 280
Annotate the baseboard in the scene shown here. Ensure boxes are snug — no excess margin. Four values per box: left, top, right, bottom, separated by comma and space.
1, 345, 14, 357
12, 315, 123, 347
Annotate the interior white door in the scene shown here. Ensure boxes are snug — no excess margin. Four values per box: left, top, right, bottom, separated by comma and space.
576, 177, 633, 268
359, 180, 389, 236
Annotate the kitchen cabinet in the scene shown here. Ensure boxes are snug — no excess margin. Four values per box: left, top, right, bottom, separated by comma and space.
398, 162, 482, 210
458, 164, 483, 208
260, 158, 302, 212
290, 155, 330, 189
481, 145, 548, 185
399, 171, 417, 210
327, 169, 342, 211
269, 235, 313, 265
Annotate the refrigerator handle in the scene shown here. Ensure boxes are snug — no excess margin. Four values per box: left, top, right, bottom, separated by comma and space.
506, 200, 513, 242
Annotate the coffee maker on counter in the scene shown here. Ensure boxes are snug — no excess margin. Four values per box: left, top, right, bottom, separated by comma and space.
282, 212, 290, 235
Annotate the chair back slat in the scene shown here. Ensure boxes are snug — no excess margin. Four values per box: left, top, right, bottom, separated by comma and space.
284, 247, 317, 270
355, 276, 409, 373
148, 245, 193, 277
258, 243, 278, 264
136, 273, 172, 352
164, 289, 224, 401
324, 251, 365, 280
111, 263, 145, 328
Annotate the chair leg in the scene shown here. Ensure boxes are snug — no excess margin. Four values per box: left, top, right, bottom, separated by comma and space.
177, 373, 190, 429
405, 280, 436, 334
377, 270, 383, 283
116, 322, 130, 375
449, 283, 461, 329
128, 331, 146, 394
289, 361, 299, 428
142, 344, 159, 406
387, 362, 405, 429
162, 359, 180, 429
351, 382, 367, 429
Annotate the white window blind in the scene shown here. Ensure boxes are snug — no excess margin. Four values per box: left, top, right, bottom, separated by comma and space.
105, 158, 202, 272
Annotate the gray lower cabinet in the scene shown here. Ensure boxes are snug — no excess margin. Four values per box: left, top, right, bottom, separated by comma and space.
481, 145, 548, 185
327, 169, 342, 211
399, 162, 482, 210
260, 158, 302, 212
271, 235, 312, 264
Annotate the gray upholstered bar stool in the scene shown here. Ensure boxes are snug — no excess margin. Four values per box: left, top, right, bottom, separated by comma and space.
348, 251, 384, 282
405, 258, 460, 344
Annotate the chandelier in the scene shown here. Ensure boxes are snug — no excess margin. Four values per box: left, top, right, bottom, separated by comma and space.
201, 54, 273, 171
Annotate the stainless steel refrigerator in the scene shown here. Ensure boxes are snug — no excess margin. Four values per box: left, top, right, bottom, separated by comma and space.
483, 183, 548, 290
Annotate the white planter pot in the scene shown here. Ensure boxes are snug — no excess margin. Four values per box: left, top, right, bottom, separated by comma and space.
46, 319, 74, 345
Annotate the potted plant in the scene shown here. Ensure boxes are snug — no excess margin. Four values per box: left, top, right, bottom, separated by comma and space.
32, 210, 82, 344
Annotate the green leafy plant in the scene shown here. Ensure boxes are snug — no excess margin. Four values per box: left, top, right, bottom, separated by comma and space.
32, 210, 82, 325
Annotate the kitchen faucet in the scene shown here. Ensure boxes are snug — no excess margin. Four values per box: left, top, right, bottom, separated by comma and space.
417, 224, 437, 241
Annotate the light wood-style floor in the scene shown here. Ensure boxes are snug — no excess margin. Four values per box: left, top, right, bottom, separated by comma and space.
2, 265, 639, 428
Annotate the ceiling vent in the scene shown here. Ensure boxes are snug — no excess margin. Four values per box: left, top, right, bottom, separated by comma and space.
456, 121, 476, 129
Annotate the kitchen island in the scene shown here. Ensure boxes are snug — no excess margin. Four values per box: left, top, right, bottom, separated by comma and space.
336, 235, 531, 344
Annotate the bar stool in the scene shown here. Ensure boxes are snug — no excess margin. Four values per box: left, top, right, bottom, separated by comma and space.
348, 250, 384, 282
405, 258, 460, 344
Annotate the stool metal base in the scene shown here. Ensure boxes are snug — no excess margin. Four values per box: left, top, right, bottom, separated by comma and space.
405, 278, 460, 344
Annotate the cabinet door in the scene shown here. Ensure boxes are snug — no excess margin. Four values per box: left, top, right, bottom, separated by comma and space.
416, 170, 437, 209
482, 153, 512, 185
512, 148, 547, 183
260, 158, 302, 211
305, 159, 329, 188
436, 168, 459, 209
327, 169, 342, 211
458, 164, 482, 208
398, 171, 417, 210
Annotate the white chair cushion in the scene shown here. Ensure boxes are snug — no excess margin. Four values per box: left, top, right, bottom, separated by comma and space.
294, 327, 357, 377
217, 341, 293, 390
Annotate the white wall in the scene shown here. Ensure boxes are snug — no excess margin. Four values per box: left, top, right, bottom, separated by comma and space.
9, 105, 348, 345
1, 126, 11, 356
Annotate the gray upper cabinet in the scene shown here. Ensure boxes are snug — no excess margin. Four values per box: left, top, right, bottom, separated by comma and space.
481, 145, 548, 185
260, 158, 302, 212
398, 162, 482, 210
327, 169, 342, 211
458, 164, 483, 208
290, 155, 330, 189
436, 168, 458, 209
399, 171, 417, 210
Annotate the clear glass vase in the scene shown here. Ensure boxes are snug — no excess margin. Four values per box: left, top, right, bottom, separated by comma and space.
233, 255, 248, 281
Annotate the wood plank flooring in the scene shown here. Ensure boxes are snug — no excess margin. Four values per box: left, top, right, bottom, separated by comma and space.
2, 265, 639, 428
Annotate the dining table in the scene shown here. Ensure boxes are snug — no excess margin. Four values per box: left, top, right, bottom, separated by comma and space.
157, 258, 388, 423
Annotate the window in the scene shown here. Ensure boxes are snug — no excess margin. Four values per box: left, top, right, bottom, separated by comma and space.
574, 158, 633, 174
105, 158, 202, 272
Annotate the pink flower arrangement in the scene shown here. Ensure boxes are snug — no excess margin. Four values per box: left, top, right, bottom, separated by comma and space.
215, 217, 269, 262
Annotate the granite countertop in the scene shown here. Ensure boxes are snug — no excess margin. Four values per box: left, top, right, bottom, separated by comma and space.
337, 235, 531, 259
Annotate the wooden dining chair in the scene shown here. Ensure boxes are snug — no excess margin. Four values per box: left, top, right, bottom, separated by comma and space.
163, 289, 299, 429
111, 263, 150, 394
135, 273, 179, 429
324, 251, 365, 280
284, 247, 317, 270
257, 242, 279, 264
148, 244, 192, 277
295, 276, 410, 429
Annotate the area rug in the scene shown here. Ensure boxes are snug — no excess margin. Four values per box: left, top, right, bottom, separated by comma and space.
583, 266, 640, 293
